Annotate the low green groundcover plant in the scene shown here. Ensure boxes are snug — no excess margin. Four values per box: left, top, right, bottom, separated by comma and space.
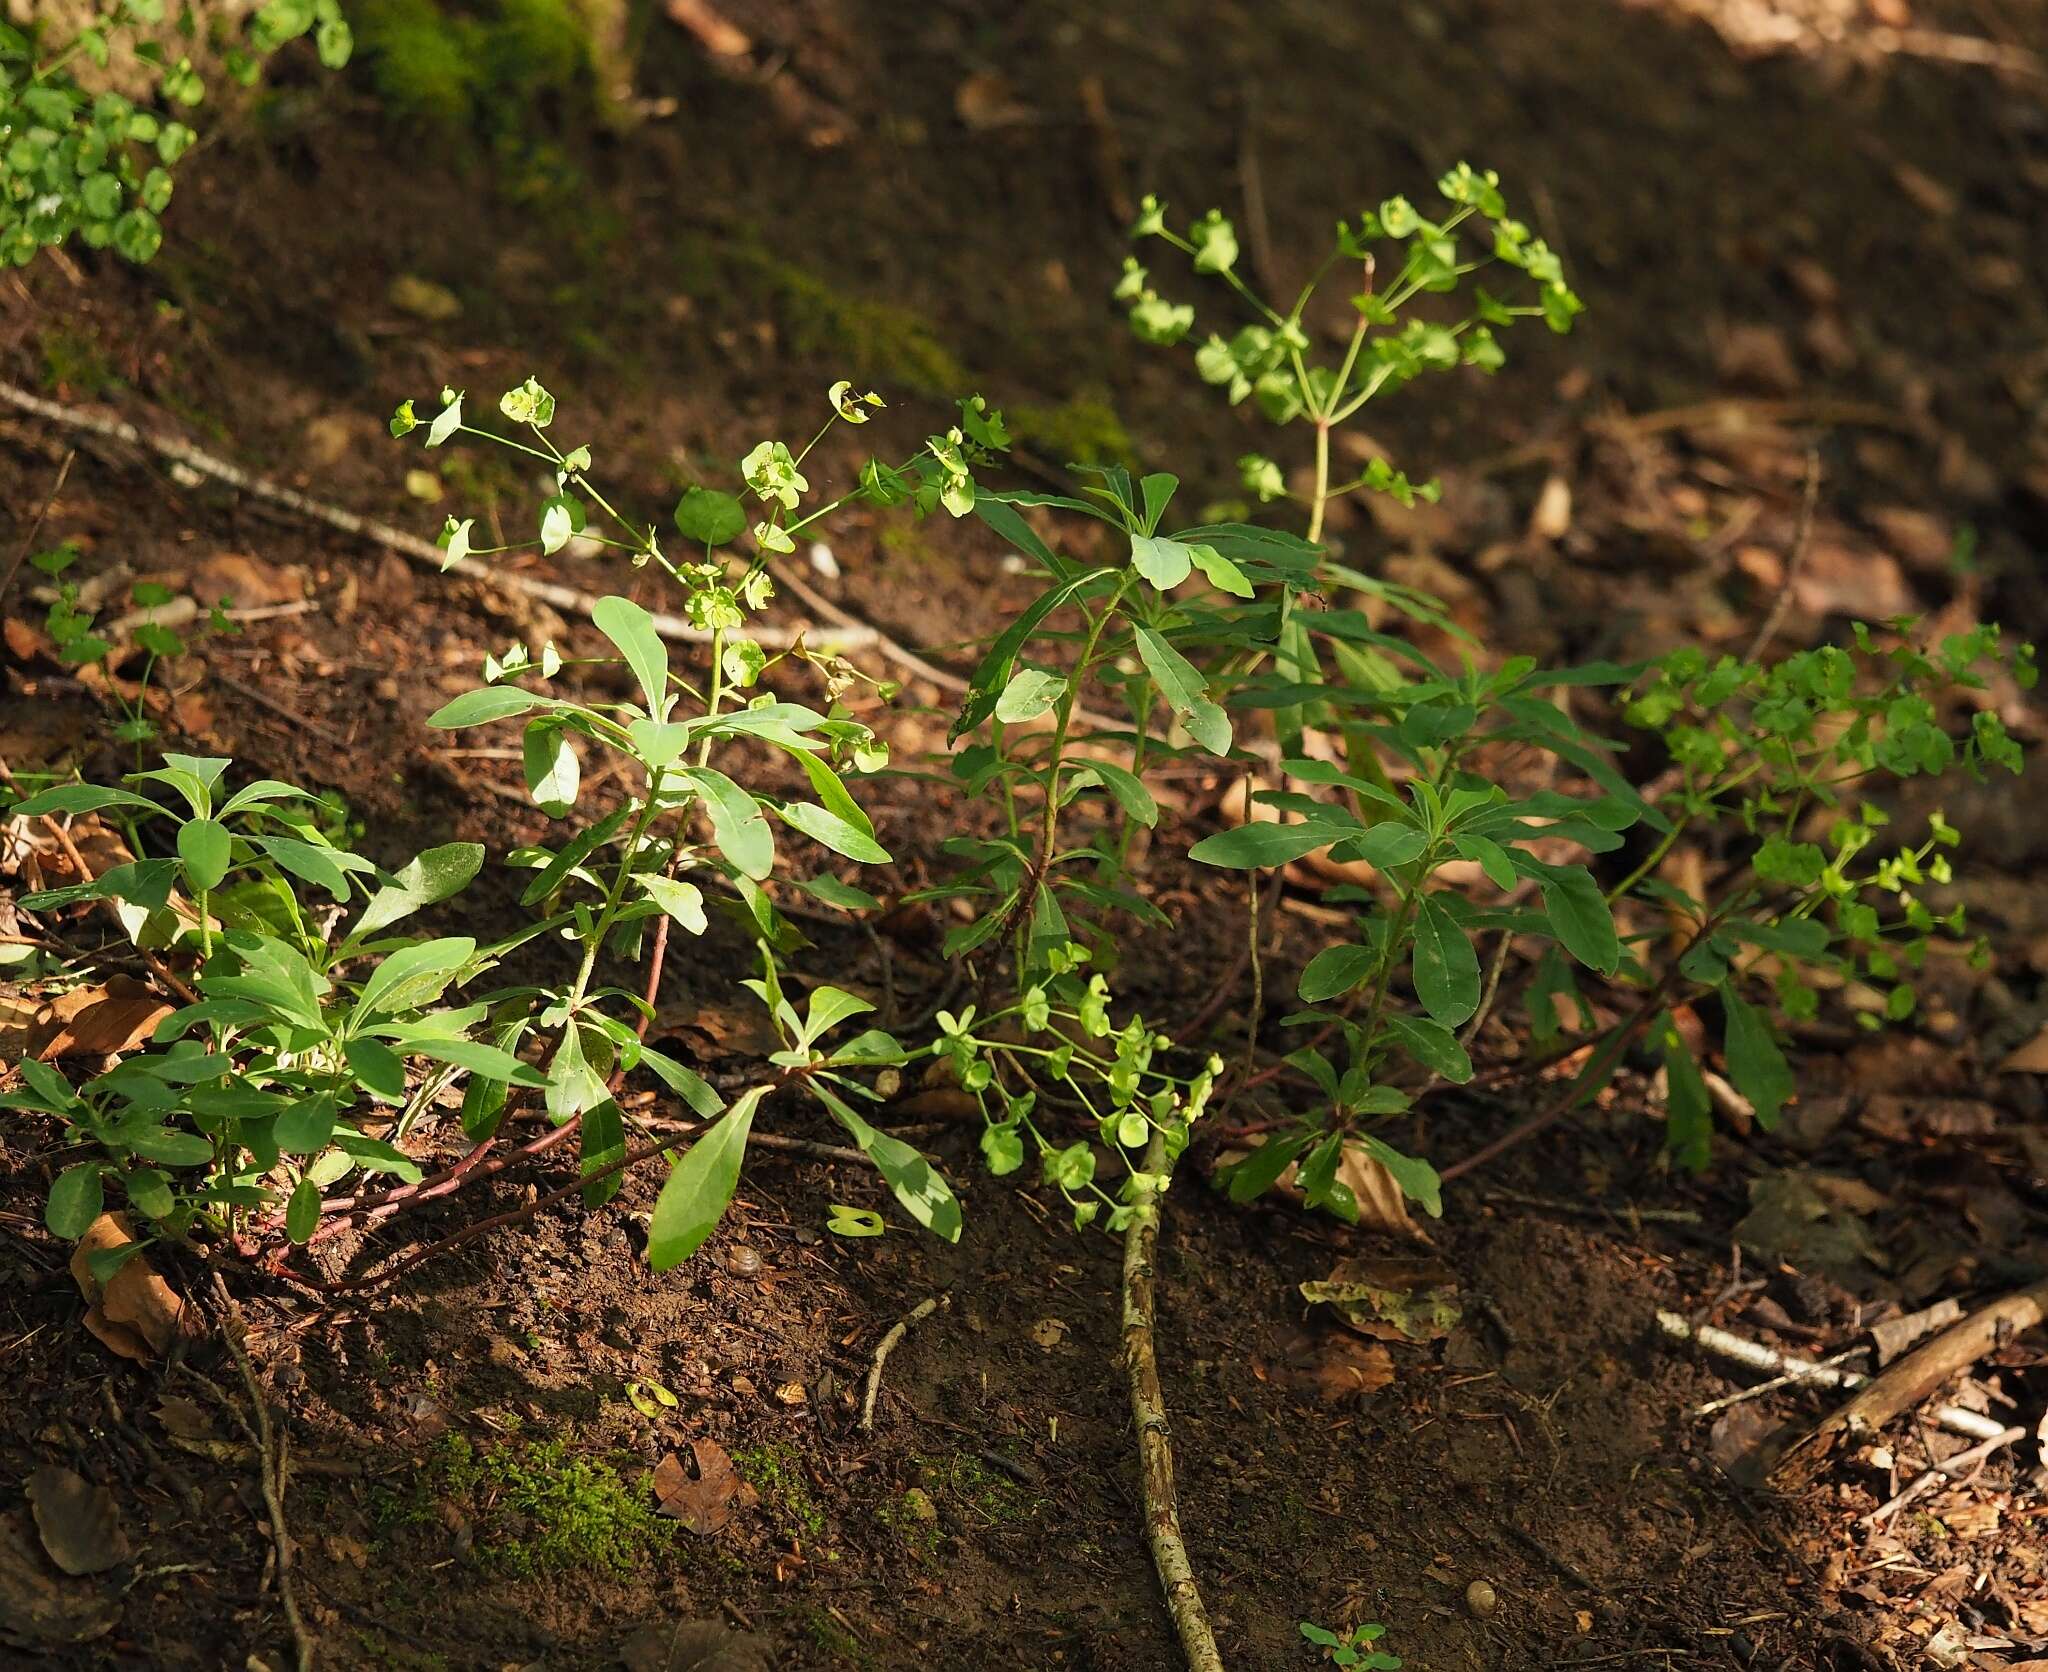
5, 167, 2032, 1283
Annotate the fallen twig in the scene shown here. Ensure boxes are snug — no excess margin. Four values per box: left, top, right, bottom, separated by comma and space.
1862, 1425, 2027, 1528
1654, 1309, 2009, 1444
1771, 1277, 2048, 1474
1740, 448, 1819, 663
1123, 1130, 1226, 1672
212, 1277, 314, 1672
861, 1292, 947, 1432
0, 378, 873, 655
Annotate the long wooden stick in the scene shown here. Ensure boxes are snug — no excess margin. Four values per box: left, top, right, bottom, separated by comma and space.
1122, 1132, 1225, 1672
0, 378, 867, 654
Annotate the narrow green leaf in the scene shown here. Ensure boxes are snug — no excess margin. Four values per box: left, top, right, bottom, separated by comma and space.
1410, 894, 1480, 1025
1299, 944, 1375, 1003
682, 768, 774, 880
648, 1086, 765, 1269
1722, 986, 1793, 1130
1540, 866, 1621, 975
591, 595, 671, 720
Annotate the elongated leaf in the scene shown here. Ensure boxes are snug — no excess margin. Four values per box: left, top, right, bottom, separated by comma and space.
46, 1164, 104, 1238
1539, 865, 1621, 975
1385, 1013, 1472, 1084
1299, 944, 1375, 1003
11, 784, 165, 819
815, 1084, 961, 1243
256, 835, 370, 902
1327, 822, 1428, 869
799, 986, 874, 1048
581, 1098, 626, 1207
523, 720, 581, 816
591, 595, 671, 720
1082, 760, 1157, 827
427, 686, 544, 728
1360, 1135, 1442, 1217
354, 936, 475, 1022
391, 1034, 548, 1087
778, 801, 889, 864
1189, 819, 1354, 868
1221, 1133, 1306, 1204
995, 667, 1066, 724
285, 1178, 321, 1243
343, 1036, 407, 1099
1722, 986, 1793, 1129
1130, 534, 1192, 591
634, 1044, 724, 1119
1410, 894, 1480, 1025
177, 818, 232, 893
352, 843, 484, 940
682, 768, 773, 880
647, 1085, 765, 1269
1132, 623, 1210, 719
1659, 1014, 1713, 1170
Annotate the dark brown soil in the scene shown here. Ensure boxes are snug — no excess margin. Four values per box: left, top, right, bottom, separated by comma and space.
4, 2, 2048, 1669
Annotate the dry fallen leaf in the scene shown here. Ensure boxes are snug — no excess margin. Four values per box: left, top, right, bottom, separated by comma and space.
24, 1468, 128, 1577
620, 1618, 773, 1672
30, 975, 172, 1062
1300, 1257, 1462, 1343
69, 1215, 194, 1362
1029, 1317, 1068, 1350
1999, 1024, 2048, 1074
1272, 1328, 1396, 1404
651, 1439, 754, 1535
954, 71, 1036, 131
0, 1511, 118, 1647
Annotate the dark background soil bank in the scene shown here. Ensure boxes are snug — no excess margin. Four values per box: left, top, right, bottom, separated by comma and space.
4, 1, 2048, 1668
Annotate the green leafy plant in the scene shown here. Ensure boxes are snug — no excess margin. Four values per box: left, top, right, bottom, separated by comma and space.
1598, 622, 2034, 1163
1, 0, 349, 269
7, 757, 501, 1250
1300, 1618, 1401, 1669
31, 540, 237, 752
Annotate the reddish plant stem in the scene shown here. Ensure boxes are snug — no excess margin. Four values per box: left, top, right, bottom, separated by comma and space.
302, 861, 682, 1240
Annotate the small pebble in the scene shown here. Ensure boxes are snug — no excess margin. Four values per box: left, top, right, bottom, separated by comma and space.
1464, 1579, 1498, 1619
723, 1245, 763, 1277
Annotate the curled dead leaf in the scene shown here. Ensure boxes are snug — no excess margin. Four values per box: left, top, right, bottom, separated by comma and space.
69, 1215, 194, 1362
1301, 1256, 1462, 1343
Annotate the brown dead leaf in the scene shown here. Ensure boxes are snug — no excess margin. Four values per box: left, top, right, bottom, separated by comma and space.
1271, 1328, 1396, 1404
954, 71, 1035, 131
24, 1468, 128, 1577
651, 1439, 754, 1535
1334, 1142, 1427, 1240
1999, 1024, 2048, 1074
0, 988, 38, 1068
181, 552, 304, 608
654, 999, 781, 1062
30, 976, 171, 1062
1213, 1136, 1428, 1240
620, 1618, 774, 1672
3, 617, 52, 662
0, 1510, 118, 1646
69, 1214, 194, 1361
1300, 1256, 1461, 1343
